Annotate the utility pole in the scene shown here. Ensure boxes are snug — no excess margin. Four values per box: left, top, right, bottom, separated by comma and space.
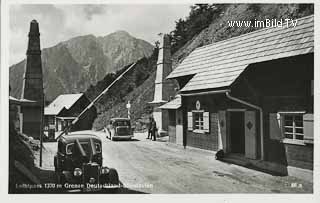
39, 92, 44, 167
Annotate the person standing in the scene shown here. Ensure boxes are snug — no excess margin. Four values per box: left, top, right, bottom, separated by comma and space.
151, 118, 157, 141
147, 117, 152, 139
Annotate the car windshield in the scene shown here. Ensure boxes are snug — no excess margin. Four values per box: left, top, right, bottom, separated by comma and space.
115, 120, 130, 127
66, 142, 101, 155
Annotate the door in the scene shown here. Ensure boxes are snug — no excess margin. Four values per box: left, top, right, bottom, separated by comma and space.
230, 111, 245, 154
58, 120, 62, 131
245, 111, 257, 159
176, 110, 183, 145
168, 110, 176, 143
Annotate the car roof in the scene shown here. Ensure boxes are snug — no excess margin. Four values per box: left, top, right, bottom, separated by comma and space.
59, 133, 101, 143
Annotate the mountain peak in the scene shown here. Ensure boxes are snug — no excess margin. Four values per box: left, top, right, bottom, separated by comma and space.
113, 30, 130, 36
10, 29, 154, 102
105, 30, 132, 39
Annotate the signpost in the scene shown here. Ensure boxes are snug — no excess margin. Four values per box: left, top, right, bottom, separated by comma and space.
126, 100, 131, 119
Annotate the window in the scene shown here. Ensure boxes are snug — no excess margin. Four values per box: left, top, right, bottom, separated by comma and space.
66, 142, 101, 155
48, 116, 55, 125
194, 112, 204, 130
58, 141, 65, 154
188, 111, 209, 133
283, 114, 304, 140
115, 120, 130, 127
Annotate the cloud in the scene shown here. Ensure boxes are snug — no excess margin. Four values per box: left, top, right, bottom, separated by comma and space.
9, 4, 191, 65
9, 4, 67, 65
82, 5, 108, 20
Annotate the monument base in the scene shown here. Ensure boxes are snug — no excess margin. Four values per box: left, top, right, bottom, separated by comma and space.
157, 129, 168, 137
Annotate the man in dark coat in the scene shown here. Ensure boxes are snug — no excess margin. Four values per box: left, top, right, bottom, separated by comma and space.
150, 118, 157, 141
147, 117, 152, 139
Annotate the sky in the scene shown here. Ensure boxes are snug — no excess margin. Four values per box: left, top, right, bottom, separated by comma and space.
9, 4, 192, 66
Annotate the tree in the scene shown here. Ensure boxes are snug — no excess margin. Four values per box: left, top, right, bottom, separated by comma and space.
170, 4, 227, 54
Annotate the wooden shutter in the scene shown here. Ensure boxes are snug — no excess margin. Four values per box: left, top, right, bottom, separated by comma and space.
303, 113, 313, 140
203, 112, 210, 133
218, 111, 227, 151
187, 112, 193, 131
269, 113, 282, 140
245, 111, 257, 159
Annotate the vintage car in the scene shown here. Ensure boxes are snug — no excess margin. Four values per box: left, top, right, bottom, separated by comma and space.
54, 133, 120, 192
105, 118, 134, 141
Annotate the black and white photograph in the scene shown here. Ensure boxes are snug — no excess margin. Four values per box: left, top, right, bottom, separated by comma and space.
1, 0, 319, 200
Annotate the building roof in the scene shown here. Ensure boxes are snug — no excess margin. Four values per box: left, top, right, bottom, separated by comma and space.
44, 106, 66, 115
167, 15, 314, 92
45, 93, 84, 115
159, 95, 181, 109
9, 96, 37, 106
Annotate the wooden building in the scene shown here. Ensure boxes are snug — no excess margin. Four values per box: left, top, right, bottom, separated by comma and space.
44, 93, 97, 133
162, 15, 314, 178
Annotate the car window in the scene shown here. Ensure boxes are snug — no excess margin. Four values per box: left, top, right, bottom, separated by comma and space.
58, 141, 64, 154
66, 143, 73, 155
95, 143, 101, 153
66, 142, 101, 154
116, 121, 130, 126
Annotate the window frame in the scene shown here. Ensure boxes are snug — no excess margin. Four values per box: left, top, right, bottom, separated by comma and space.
278, 112, 306, 144
193, 111, 204, 131
65, 142, 102, 155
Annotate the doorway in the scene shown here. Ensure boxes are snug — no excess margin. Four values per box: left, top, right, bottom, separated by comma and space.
230, 111, 245, 154
168, 110, 176, 143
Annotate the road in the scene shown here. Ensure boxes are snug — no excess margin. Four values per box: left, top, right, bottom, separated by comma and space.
38, 130, 313, 193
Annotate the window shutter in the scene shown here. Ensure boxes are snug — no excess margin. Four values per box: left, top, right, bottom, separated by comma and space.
303, 113, 313, 140
203, 112, 210, 133
187, 112, 193, 131
218, 111, 226, 151
269, 113, 282, 140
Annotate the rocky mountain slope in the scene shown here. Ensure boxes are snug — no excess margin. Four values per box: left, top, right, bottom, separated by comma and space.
86, 4, 313, 130
9, 30, 154, 102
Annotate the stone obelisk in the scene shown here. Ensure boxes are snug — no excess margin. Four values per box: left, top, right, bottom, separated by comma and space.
150, 34, 175, 136
20, 20, 44, 139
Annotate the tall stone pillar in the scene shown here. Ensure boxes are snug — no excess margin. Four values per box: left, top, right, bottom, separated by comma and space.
20, 20, 44, 139
150, 34, 175, 136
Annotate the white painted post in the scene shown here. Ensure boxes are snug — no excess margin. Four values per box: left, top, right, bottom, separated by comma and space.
126, 100, 131, 119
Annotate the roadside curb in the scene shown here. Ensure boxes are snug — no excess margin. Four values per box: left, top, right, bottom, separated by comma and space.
165, 142, 217, 156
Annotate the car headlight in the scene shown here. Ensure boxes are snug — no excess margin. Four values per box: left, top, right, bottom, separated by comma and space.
100, 167, 109, 174
89, 177, 96, 184
73, 168, 82, 176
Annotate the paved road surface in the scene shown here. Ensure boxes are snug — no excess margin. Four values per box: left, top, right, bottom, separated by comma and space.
38, 130, 312, 193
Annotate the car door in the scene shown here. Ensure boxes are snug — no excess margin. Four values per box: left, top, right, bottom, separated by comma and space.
56, 141, 65, 170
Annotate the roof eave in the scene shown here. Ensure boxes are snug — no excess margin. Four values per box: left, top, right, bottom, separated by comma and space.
179, 88, 231, 97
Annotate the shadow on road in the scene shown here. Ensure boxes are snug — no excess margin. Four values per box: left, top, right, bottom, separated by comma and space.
118, 187, 148, 194
219, 158, 287, 176
113, 138, 140, 142
154, 139, 167, 143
